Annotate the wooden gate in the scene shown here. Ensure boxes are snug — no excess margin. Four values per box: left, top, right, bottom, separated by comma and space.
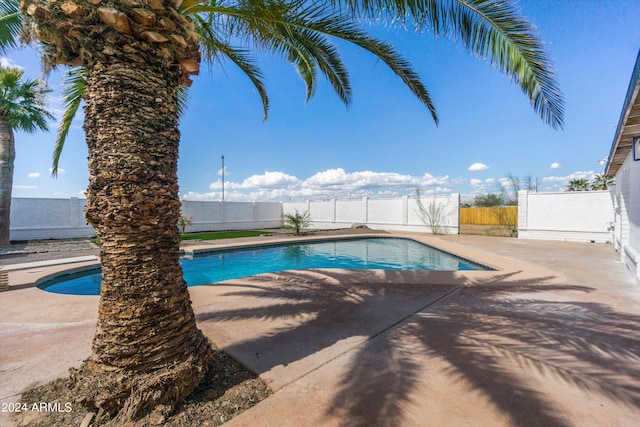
460, 207, 517, 225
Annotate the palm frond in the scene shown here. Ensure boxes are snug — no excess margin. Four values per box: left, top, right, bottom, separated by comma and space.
279, 28, 351, 105
0, 0, 21, 54
189, 1, 435, 121
0, 66, 53, 132
176, 86, 190, 121
332, 0, 564, 128
226, 0, 331, 104
246, 19, 320, 105
193, 13, 270, 120
52, 67, 85, 176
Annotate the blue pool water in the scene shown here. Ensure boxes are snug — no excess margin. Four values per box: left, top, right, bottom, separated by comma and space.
39, 237, 491, 295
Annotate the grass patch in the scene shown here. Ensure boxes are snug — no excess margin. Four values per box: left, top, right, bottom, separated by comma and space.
91, 230, 274, 246
180, 230, 273, 241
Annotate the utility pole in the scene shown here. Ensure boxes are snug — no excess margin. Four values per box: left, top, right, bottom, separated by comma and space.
221, 155, 225, 201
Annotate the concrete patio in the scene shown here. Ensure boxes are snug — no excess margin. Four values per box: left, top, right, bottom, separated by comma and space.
1, 234, 639, 426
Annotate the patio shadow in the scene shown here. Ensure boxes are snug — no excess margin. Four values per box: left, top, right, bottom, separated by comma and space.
194, 267, 639, 425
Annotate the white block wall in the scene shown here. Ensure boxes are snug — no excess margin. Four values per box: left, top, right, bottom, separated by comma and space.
9, 198, 283, 241
9, 197, 94, 240
283, 195, 460, 234
517, 190, 614, 243
180, 200, 282, 232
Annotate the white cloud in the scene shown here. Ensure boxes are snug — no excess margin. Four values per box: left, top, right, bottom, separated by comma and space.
305, 168, 351, 188
242, 171, 301, 189
0, 57, 23, 69
468, 163, 489, 172
49, 167, 66, 174
498, 177, 513, 187
27, 172, 41, 179
14, 185, 37, 189
210, 171, 301, 191
541, 171, 596, 190
305, 168, 422, 190
186, 168, 453, 202
550, 162, 560, 169
302, 169, 450, 197
467, 177, 497, 193
542, 170, 595, 183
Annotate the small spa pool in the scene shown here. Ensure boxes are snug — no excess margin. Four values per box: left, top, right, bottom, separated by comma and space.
39, 237, 492, 295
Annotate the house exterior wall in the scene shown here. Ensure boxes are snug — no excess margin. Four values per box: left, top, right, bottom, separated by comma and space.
611, 155, 640, 282
517, 190, 614, 243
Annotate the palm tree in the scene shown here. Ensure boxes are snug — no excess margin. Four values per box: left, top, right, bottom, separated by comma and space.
591, 173, 615, 190
0, 0, 21, 53
178, 215, 193, 234
19, 0, 564, 422
284, 209, 311, 235
567, 178, 590, 191
0, 66, 53, 246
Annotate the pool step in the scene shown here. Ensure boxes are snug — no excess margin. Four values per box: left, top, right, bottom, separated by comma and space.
0, 255, 98, 272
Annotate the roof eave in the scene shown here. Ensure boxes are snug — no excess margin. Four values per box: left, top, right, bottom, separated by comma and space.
605, 49, 640, 176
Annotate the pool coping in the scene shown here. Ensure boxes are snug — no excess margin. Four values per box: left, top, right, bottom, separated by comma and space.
0, 255, 98, 272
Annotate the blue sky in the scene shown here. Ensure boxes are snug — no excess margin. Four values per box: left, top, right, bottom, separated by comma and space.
4, 0, 640, 203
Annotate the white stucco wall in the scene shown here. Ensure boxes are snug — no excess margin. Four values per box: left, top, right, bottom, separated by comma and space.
367, 199, 403, 224
180, 200, 282, 232
611, 155, 640, 282
9, 198, 283, 240
283, 195, 460, 234
517, 191, 614, 243
336, 200, 364, 224
9, 197, 94, 240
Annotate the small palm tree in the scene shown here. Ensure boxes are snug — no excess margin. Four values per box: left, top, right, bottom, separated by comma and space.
591, 173, 615, 190
0, 66, 53, 246
177, 215, 193, 234
284, 210, 312, 235
567, 178, 590, 192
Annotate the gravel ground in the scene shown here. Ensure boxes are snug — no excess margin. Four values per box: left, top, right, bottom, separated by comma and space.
0, 239, 100, 266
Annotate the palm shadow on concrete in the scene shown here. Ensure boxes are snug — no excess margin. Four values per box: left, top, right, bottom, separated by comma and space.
326, 281, 640, 426
194, 269, 640, 426
196, 269, 461, 383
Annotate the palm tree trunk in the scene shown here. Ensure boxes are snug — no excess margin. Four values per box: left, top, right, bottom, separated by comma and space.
70, 62, 213, 422
0, 118, 14, 246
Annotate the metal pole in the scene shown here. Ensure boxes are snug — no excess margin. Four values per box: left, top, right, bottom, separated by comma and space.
221, 155, 225, 201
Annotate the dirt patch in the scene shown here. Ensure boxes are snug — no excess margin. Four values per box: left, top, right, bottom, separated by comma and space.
12, 349, 271, 427
459, 224, 514, 237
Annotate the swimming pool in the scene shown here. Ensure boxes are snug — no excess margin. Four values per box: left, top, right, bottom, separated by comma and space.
38, 237, 492, 295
